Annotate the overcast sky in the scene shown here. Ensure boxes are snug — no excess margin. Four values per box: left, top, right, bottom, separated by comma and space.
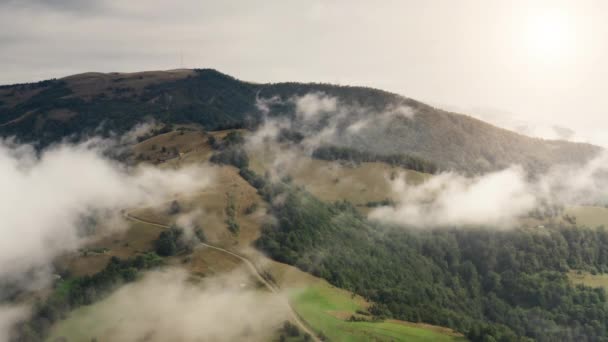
1, 0, 608, 146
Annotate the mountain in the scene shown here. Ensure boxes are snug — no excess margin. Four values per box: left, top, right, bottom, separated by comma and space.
0, 68, 600, 174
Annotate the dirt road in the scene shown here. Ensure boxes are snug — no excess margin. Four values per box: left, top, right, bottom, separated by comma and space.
125, 212, 320, 342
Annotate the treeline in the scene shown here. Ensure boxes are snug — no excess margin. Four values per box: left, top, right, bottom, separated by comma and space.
252, 178, 608, 342
0, 69, 257, 147
0, 79, 57, 90
312, 145, 438, 174
11, 253, 163, 342
209, 131, 249, 169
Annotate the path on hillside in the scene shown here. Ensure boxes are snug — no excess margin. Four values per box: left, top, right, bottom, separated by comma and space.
124, 212, 320, 342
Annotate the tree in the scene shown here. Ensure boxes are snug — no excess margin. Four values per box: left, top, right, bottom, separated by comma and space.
155, 230, 178, 256
168, 200, 181, 215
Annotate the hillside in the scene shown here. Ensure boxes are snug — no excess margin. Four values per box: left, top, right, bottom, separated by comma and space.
16, 127, 465, 342
0, 69, 600, 174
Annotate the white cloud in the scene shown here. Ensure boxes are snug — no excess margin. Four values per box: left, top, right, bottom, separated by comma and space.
51, 268, 288, 342
0, 136, 213, 286
369, 167, 536, 228
0, 306, 29, 342
294, 93, 337, 122
370, 152, 608, 228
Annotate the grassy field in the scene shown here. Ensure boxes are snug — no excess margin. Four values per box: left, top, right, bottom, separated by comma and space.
58, 220, 164, 276
248, 145, 429, 209
568, 270, 608, 290
565, 206, 608, 228
289, 283, 466, 342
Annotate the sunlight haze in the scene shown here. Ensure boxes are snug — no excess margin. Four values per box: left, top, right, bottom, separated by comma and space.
0, 0, 605, 146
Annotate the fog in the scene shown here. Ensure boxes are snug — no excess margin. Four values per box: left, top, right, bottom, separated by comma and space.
248, 92, 417, 155
369, 153, 608, 228
248, 92, 608, 229
48, 268, 288, 342
0, 306, 28, 342
369, 167, 535, 227
0, 131, 213, 289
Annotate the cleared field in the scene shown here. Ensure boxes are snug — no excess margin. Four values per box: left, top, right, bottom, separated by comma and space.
248, 145, 429, 208
289, 283, 466, 342
130, 164, 267, 251
568, 270, 608, 290
566, 206, 608, 228
59, 220, 164, 276
517, 205, 608, 230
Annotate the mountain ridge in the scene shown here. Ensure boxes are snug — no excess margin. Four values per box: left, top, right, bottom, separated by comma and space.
0, 68, 601, 174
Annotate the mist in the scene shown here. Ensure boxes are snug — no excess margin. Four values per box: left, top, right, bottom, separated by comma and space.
247, 92, 608, 229
0, 132, 213, 290
246, 92, 417, 168
369, 153, 608, 228
48, 268, 288, 341
0, 307, 28, 342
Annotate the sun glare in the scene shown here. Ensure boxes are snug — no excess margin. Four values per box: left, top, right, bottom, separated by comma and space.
525, 9, 576, 64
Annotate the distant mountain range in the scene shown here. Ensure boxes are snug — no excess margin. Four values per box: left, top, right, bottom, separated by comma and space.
0, 68, 600, 174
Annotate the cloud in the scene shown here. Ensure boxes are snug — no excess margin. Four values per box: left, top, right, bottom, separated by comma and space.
294, 92, 337, 122
50, 268, 288, 341
0, 306, 28, 342
369, 167, 536, 228
250, 92, 416, 149
0, 133, 213, 288
245, 92, 418, 182
369, 152, 608, 228
175, 209, 204, 240
247, 92, 607, 229
345, 104, 414, 133
118, 119, 160, 145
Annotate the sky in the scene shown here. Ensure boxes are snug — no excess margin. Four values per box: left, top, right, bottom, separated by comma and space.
1, 0, 608, 146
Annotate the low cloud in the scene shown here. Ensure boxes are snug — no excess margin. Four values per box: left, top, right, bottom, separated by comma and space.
248, 93, 608, 230
294, 92, 337, 122
0, 306, 28, 342
247, 92, 417, 173
118, 119, 160, 145
0, 130, 213, 289
175, 209, 204, 240
369, 167, 536, 227
51, 268, 288, 342
370, 153, 608, 228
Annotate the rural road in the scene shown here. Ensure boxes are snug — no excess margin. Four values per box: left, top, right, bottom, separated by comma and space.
124, 212, 321, 342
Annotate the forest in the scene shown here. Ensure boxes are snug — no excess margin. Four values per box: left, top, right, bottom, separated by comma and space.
312, 145, 438, 174
252, 175, 608, 342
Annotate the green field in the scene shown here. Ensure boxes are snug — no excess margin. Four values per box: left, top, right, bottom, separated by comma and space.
290, 284, 467, 342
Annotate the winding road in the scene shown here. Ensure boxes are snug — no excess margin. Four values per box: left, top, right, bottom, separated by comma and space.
124, 212, 320, 342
